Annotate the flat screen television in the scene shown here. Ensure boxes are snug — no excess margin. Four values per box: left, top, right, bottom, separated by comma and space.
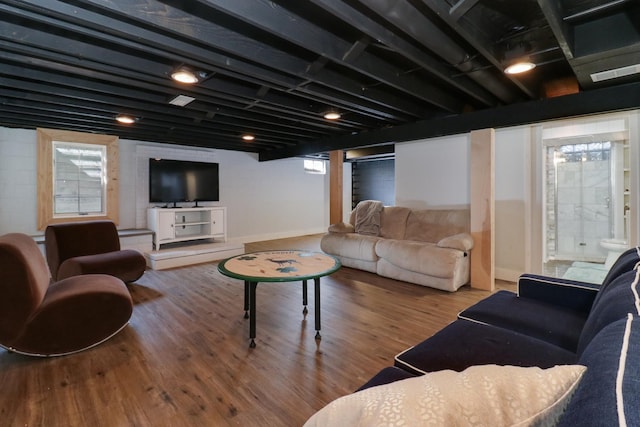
149, 159, 219, 206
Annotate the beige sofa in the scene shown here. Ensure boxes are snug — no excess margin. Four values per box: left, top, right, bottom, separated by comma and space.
320, 202, 473, 292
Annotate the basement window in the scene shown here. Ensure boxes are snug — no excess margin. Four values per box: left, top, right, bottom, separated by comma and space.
304, 159, 326, 174
37, 128, 119, 230
53, 142, 106, 215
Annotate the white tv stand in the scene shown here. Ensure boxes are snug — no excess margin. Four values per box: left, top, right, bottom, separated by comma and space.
147, 206, 226, 250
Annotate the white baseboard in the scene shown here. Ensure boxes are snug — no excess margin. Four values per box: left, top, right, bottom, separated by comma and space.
495, 267, 522, 283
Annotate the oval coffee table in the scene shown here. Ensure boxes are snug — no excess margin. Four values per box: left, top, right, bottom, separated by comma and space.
218, 250, 341, 348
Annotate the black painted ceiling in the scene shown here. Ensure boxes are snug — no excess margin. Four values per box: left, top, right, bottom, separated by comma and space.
0, 0, 639, 160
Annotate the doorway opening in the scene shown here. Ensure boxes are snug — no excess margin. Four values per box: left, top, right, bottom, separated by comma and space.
542, 125, 630, 283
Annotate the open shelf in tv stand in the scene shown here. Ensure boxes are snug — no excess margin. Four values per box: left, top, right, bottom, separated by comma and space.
147, 206, 226, 250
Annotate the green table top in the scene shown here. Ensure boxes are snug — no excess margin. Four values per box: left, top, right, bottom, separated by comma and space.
218, 250, 341, 282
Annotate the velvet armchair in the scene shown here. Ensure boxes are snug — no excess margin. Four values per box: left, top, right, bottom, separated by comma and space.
45, 220, 146, 283
0, 233, 133, 356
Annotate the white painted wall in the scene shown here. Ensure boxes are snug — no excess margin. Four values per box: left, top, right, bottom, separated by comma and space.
395, 134, 470, 209
0, 128, 38, 235
495, 126, 531, 280
0, 128, 328, 242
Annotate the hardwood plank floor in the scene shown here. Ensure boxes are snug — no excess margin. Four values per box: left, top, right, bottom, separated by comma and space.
0, 234, 515, 426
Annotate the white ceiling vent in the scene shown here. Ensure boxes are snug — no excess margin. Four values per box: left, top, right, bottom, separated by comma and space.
168, 94, 196, 107
591, 64, 640, 82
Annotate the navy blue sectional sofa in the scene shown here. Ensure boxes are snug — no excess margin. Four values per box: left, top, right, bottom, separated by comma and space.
358, 247, 640, 425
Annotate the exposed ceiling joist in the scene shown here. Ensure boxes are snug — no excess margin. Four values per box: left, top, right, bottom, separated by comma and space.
0, 0, 637, 159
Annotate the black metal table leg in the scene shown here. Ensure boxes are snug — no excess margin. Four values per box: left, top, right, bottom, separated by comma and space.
243, 280, 249, 318
314, 277, 321, 340
249, 281, 258, 348
302, 279, 308, 314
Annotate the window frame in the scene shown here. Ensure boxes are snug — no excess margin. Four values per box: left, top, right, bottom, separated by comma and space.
303, 159, 326, 174
37, 128, 119, 230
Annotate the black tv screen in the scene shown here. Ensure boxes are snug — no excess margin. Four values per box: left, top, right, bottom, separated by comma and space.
149, 159, 219, 203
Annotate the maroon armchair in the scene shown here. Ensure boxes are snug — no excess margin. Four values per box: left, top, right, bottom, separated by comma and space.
45, 220, 146, 283
0, 233, 133, 356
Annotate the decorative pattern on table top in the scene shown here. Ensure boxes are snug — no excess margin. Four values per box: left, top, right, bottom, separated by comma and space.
222, 250, 338, 278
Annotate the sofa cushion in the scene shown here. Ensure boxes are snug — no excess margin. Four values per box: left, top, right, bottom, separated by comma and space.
379, 206, 411, 240
517, 274, 599, 312
305, 364, 585, 427
576, 269, 640, 355
600, 246, 640, 287
559, 315, 640, 426
394, 319, 577, 375
319, 232, 380, 263
403, 209, 469, 243
375, 239, 463, 278
459, 290, 590, 352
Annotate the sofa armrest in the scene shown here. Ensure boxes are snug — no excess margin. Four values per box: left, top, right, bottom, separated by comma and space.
517, 273, 600, 313
328, 222, 355, 233
436, 233, 473, 251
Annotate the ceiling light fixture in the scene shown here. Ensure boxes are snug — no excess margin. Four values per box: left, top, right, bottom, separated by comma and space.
115, 114, 137, 124
504, 60, 536, 75
242, 134, 255, 141
171, 66, 201, 84
323, 111, 341, 120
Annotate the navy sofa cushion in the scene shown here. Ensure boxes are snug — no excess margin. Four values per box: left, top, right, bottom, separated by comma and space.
394, 319, 577, 375
355, 366, 417, 392
577, 269, 640, 355
516, 274, 599, 311
600, 246, 640, 287
559, 316, 640, 426
459, 290, 589, 351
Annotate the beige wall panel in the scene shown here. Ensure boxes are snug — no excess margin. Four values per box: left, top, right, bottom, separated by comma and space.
470, 129, 495, 290
329, 150, 343, 225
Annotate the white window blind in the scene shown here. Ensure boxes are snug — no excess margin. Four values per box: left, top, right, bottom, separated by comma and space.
53, 141, 107, 216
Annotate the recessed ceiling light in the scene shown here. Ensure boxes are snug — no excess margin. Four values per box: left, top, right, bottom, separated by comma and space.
242, 134, 255, 141
504, 61, 536, 75
168, 94, 196, 107
171, 67, 200, 84
324, 111, 341, 120
115, 114, 137, 124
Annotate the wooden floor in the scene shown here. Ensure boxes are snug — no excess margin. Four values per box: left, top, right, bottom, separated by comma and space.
0, 234, 515, 426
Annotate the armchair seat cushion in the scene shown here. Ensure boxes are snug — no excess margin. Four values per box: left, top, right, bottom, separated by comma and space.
57, 249, 147, 283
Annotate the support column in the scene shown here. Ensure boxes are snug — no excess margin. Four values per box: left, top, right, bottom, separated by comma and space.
329, 150, 343, 225
470, 129, 495, 291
